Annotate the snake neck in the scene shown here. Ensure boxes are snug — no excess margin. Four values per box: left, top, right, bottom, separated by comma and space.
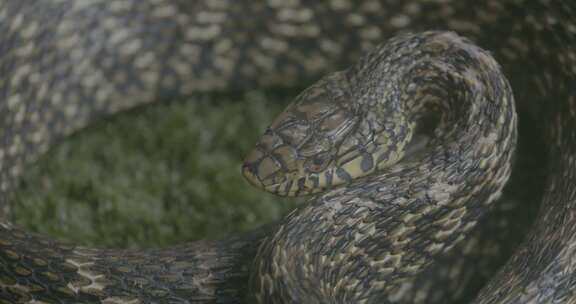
250, 32, 517, 304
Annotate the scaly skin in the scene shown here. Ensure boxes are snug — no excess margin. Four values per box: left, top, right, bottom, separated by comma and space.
0, 1, 574, 303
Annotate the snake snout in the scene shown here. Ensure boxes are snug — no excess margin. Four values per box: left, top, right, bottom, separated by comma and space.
241, 145, 289, 189
242, 128, 313, 196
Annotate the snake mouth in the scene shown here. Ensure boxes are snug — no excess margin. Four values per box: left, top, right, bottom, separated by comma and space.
242, 160, 325, 197
241, 140, 405, 197
241, 141, 326, 196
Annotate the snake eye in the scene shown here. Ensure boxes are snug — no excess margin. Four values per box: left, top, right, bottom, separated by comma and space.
305, 153, 332, 173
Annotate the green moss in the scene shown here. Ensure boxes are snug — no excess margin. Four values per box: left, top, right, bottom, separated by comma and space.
13, 91, 301, 249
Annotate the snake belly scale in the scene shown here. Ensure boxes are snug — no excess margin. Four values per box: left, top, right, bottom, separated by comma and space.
0, 0, 575, 303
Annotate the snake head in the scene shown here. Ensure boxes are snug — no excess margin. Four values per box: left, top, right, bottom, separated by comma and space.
242, 71, 413, 196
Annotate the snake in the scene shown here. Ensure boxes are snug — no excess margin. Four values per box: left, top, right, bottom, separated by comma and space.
0, 0, 574, 303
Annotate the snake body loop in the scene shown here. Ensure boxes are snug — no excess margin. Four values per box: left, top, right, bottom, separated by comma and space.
245, 31, 517, 303
0, 1, 575, 303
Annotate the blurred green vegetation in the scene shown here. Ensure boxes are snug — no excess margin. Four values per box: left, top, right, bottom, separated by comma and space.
13, 91, 302, 249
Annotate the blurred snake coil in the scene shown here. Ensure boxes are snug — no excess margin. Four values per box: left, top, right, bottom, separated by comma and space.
0, 1, 575, 303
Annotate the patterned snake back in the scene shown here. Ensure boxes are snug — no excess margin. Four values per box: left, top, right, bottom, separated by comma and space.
0, 0, 575, 303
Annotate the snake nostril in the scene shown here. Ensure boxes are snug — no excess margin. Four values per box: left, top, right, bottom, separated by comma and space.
241, 163, 258, 181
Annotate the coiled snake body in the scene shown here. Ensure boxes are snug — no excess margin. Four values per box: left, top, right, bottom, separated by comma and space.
0, 0, 574, 303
